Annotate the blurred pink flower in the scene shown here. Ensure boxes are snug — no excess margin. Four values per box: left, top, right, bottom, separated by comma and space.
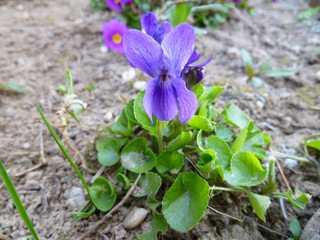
102, 19, 128, 53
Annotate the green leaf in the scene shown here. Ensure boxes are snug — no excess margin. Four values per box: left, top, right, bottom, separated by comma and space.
222, 103, 250, 129
297, 6, 320, 21
205, 136, 232, 173
306, 140, 320, 151
193, 26, 208, 35
231, 123, 249, 152
251, 77, 264, 88
90, 177, 116, 212
66, 71, 74, 95
138, 211, 168, 240
112, 109, 134, 136
240, 49, 253, 65
197, 130, 205, 151
5, 81, 25, 92
246, 64, 255, 77
259, 62, 271, 73
0, 160, 40, 240
37, 105, 91, 198
288, 188, 311, 209
166, 131, 193, 151
224, 151, 268, 186
247, 192, 271, 222
96, 138, 128, 166
169, 3, 192, 27
232, 121, 267, 159
85, 82, 95, 92
192, 3, 228, 13
116, 173, 131, 189
72, 203, 96, 218
188, 115, 214, 132
68, 99, 87, 124
121, 137, 156, 173
261, 159, 278, 194
135, 172, 162, 199
289, 219, 302, 239
125, 99, 138, 125
134, 90, 158, 136
266, 69, 298, 78
156, 151, 184, 175
199, 85, 225, 104
198, 150, 216, 178
162, 172, 210, 232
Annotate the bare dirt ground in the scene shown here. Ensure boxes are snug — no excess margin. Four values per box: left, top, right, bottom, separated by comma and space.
0, 0, 319, 239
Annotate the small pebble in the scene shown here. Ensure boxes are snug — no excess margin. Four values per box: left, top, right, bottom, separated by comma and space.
24, 179, 40, 190
122, 68, 136, 83
22, 142, 31, 149
100, 45, 108, 53
123, 207, 148, 230
227, 47, 241, 58
16, 4, 24, 10
256, 101, 264, 110
66, 187, 87, 211
103, 111, 113, 122
284, 158, 298, 168
316, 70, 320, 82
133, 81, 146, 90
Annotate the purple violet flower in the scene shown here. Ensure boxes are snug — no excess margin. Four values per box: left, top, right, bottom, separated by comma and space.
102, 18, 128, 54
105, 0, 132, 13
123, 23, 198, 124
140, 12, 173, 44
140, 12, 213, 89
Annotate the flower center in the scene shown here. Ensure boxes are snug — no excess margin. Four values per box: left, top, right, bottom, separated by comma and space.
161, 75, 168, 81
112, 33, 122, 44
115, 0, 121, 3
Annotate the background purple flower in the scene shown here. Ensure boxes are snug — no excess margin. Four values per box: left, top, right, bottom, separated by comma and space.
102, 19, 128, 54
123, 23, 198, 124
105, 0, 132, 13
140, 12, 172, 44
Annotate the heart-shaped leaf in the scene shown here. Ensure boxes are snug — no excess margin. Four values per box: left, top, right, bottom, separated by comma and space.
247, 192, 271, 222
222, 103, 250, 129
224, 151, 267, 186
135, 172, 162, 199
166, 131, 193, 151
90, 177, 116, 212
156, 151, 184, 175
188, 115, 214, 132
96, 138, 128, 166
121, 137, 156, 173
162, 172, 210, 232
205, 136, 232, 172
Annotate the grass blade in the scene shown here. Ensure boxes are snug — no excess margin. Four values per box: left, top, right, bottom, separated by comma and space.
0, 160, 39, 240
36, 104, 91, 198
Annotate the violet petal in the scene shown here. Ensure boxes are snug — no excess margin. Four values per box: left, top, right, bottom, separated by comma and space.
171, 76, 197, 123
161, 23, 195, 76
123, 29, 163, 77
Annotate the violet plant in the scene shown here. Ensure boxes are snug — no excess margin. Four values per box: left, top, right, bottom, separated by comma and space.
35, 5, 312, 240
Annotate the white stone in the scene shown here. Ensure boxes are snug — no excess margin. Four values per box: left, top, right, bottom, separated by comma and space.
123, 207, 148, 230
100, 45, 108, 54
256, 101, 264, 110
122, 68, 136, 83
103, 111, 113, 122
66, 187, 87, 211
284, 158, 298, 168
316, 70, 320, 82
133, 81, 146, 90
227, 47, 241, 59
16, 4, 24, 10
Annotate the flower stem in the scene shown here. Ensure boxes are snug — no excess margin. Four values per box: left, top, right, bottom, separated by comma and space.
157, 120, 163, 153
